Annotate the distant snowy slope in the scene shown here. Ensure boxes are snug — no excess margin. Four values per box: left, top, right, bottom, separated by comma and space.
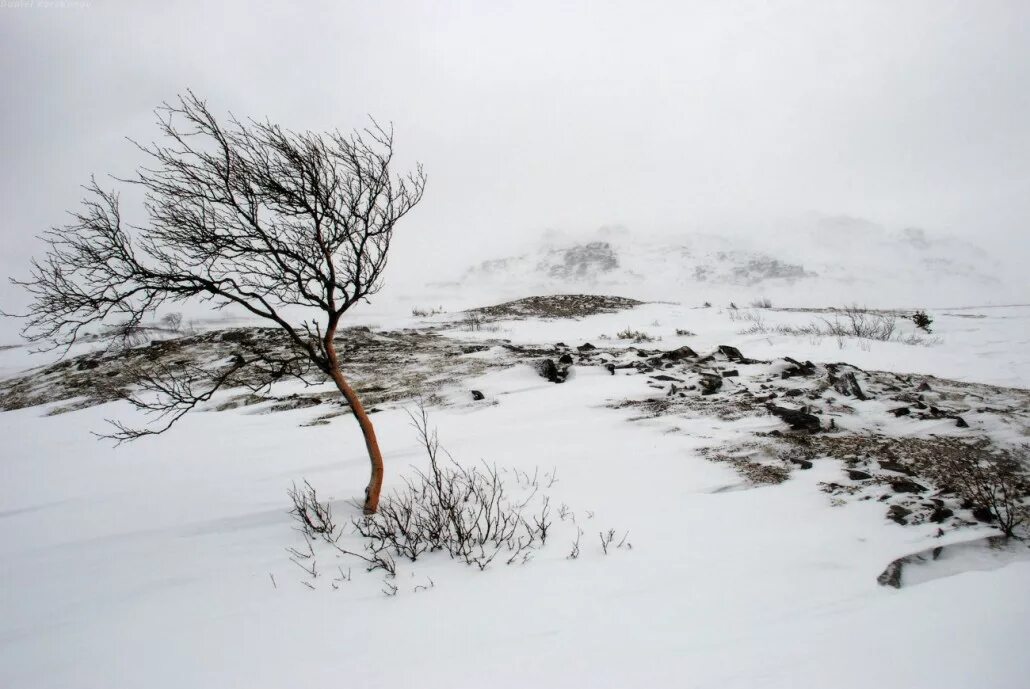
434, 217, 1021, 309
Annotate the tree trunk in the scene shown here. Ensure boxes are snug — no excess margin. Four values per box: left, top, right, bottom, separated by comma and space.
328, 367, 384, 514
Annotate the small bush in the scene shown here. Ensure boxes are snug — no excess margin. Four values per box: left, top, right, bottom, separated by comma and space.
675, 328, 696, 336
411, 306, 444, 318
911, 310, 933, 333
616, 327, 657, 343
462, 312, 484, 331
750, 297, 773, 309
928, 442, 1028, 538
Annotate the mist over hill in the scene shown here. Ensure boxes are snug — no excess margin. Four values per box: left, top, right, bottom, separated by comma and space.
422, 216, 1021, 310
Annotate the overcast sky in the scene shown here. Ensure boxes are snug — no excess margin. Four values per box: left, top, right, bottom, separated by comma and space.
2, 0, 1028, 329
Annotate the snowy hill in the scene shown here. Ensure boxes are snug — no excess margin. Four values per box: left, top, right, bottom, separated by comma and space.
438, 217, 1021, 310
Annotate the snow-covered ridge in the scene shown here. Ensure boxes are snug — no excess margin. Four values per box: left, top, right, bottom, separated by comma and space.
443, 217, 1020, 309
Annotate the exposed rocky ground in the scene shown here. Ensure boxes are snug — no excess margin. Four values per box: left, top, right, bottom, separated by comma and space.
466, 294, 643, 320
3, 294, 1028, 587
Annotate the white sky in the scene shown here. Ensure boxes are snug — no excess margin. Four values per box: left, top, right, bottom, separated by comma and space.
1, 0, 1028, 333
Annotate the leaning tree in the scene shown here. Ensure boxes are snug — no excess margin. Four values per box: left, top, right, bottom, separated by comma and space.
11, 92, 426, 514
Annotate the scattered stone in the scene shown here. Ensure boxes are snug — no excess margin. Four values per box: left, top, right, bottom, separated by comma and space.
765, 403, 821, 432
558, 353, 573, 365
878, 460, 915, 476
889, 406, 910, 417
954, 416, 969, 428
929, 506, 953, 523
832, 372, 868, 400
891, 478, 927, 494
661, 345, 698, 361
781, 359, 817, 378
651, 374, 683, 382
471, 390, 485, 401
877, 558, 904, 588
536, 358, 570, 384
847, 469, 872, 481
785, 389, 804, 397
790, 457, 813, 470
721, 370, 739, 378
916, 381, 932, 392
718, 345, 745, 361
577, 343, 596, 352
888, 504, 912, 524
972, 506, 994, 523
699, 374, 723, 395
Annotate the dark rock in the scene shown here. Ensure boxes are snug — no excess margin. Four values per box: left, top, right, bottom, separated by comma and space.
605, 363, 616, 375
651, 374, 683, 382
781, 360, 817, 378
77, 359, 100, 371
577, 343, 596, 352
557, 353, 573, 365
916, 381, 932, 392
887, 504, 912, 524
929, 507, 953, 523
790, 457, 813, 470
471, 390, 485, 401
785, 389, 804, 397
699, 374, 723, 395
972, 506, 994, 523
721, 370, 739, 378
536, 358, 570, 384
878, 460, 915, 476
718, 345, 745, 361
891, 479, 927, 494
555, 342, 567, 348
765, 404, 821, 432
889, 406, 910, 417
832, 371, 868, 400
954, 416, 969, 428
877, 558, 904, 588
847, 470, 872, 481
661, 345, 698, 361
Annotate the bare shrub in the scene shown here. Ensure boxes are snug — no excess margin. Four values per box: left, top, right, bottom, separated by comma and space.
462, 312, 484, 331
288, 480, 337, 537
411, 306, 444, 318
737, 310, 768, 335
352, 403, 553, 570
927, 441, 1029, 538
616, 327, 657, 343
750, 297, 773, 309
160, 312, 183, 331
911, 310, 933, 333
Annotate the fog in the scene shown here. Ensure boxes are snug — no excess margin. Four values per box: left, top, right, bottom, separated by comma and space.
2, 1, 1029, 338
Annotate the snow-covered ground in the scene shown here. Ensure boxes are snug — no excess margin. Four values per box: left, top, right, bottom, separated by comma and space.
1, 300, 1029, 688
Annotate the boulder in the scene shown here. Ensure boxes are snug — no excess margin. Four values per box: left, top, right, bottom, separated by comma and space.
661, 345, 698, 361
766, 403, 821, 432
471, 390, 485, 401
699, 374, 723, 395
891, 478, 927, 494
536, 358, 570, 384
718, 345, 745, 361
887, 504, 912, 524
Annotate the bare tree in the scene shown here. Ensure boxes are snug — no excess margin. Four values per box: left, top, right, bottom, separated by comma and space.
9, 92, 426, 514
